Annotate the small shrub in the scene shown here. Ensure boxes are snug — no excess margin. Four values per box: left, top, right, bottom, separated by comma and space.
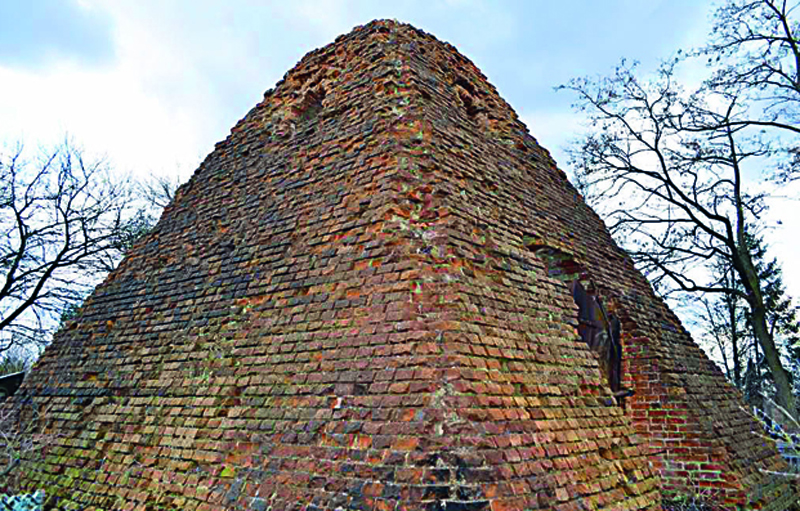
0, 490, 44, 511
662, 490, 720, 511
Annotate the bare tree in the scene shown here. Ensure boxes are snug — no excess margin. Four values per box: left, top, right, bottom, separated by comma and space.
561, 0, 800, 420
703, 0, 799, 122
561, 58, 798, 419
691, 233, 798, 399
137, 172, 182, 211
692, 259, 746, 388
0, 141, 147, 356
700, 0, 800, 181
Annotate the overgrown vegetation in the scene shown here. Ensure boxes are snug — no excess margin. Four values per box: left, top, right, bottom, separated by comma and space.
0, 351, 29, 378
0, 490, 44, 511
662, 496, 717, 511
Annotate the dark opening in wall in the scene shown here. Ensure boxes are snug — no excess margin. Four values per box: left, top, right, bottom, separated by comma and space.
0, 371, 24, 400
454, 76, 484, 119
298, 87, 326, 123
531, 245, 632, 400
454, 76, 475, 96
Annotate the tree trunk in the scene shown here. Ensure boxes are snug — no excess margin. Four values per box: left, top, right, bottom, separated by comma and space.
753, 335, 759, 366
727, 290, 742, 388
732, 328, 741, 389
749, 303, 797, 421
728, 130, 797, 420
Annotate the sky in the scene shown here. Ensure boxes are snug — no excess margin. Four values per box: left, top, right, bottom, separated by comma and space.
0, 1, 798, 333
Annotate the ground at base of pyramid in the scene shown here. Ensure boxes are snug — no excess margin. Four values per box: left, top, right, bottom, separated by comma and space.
2, 18, 798, 511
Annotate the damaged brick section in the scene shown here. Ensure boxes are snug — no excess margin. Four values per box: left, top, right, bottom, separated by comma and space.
4, 19, 796, 511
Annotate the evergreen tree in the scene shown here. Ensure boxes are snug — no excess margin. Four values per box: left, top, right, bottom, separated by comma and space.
699, 233, 799, 405
747, 235, 800, 402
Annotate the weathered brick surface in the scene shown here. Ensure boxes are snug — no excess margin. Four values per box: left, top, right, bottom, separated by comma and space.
3, 19, 794, 511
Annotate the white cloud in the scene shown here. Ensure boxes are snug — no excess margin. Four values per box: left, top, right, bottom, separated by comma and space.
284, 0, 353, 35
0, 62, 204, 179
761, 187, 800, 298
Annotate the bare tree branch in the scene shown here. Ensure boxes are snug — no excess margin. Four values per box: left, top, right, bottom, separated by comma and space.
0, 141, 154, 355
560, 18, 799, 417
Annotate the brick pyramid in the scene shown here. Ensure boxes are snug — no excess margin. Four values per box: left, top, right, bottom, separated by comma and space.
6, 20, 797, 511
